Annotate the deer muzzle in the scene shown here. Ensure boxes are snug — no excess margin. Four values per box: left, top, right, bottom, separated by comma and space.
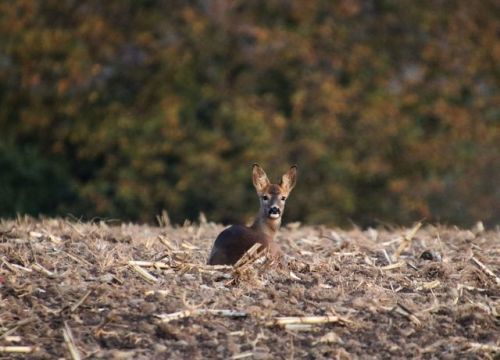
268, 206, 281, 219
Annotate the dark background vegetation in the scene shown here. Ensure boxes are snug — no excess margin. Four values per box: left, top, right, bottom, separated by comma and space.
1, 0, 499, 226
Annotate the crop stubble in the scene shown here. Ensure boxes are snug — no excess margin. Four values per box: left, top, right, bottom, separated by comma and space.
0, 218, 499, 359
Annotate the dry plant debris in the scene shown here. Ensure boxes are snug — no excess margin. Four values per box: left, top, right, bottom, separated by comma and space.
0, 218, 499, 359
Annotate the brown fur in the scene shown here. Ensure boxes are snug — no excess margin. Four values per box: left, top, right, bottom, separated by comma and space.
266, 184, 282, 194
207, 225, 280, 265
207, 164, 297, 265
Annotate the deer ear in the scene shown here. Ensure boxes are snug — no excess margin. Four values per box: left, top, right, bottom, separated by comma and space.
252, 163, 270, 193
281, 165, 297, 193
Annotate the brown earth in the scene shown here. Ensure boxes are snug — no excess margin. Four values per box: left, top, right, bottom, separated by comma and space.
0, 218, 499, 359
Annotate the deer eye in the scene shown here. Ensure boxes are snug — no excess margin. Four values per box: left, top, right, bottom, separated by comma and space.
281, 196, 287, 201
262, 195, 269, 201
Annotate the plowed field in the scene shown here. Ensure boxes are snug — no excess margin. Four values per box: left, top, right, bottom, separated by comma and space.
1, 218, 499, 359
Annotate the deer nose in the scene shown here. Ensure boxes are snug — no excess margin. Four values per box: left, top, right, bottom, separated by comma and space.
269, 206, 281, 215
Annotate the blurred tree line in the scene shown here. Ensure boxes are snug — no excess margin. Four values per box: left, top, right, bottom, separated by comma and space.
1, 0, 499, 227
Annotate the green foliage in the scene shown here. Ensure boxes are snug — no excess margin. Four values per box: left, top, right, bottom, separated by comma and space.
0, 143, 76, 216
0, 1, 499, 226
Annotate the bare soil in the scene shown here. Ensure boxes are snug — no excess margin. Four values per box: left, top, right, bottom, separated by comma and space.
1, 218, 499, 359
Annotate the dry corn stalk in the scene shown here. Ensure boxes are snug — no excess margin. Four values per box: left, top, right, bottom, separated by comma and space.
380, 261, 406, 270
130, 264, 158, 283
392, 303, 421, 326
156, 309, 248, 323
0, 346, 34, 353
62, 321, 81, 360
471, 256, 500, 286
234, 243, 264, 269
394, 222, 422, 259
266, 315, 351, 327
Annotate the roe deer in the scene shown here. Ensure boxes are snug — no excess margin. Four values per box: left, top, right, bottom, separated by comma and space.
207, 163, 297, 265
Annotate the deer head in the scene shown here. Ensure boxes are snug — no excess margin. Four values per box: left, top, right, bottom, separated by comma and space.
252, 163, 297, 222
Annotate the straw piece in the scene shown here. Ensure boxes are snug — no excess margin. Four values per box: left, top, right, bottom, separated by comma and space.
63, 251, 93, 267
156, 210, 171, 227
157, 234, 175, 251
283, 324, 313, 331
32, 263, 56, 278
313, 331, 344, 345
155, 309, 248, 323
380, 261, 405, 270
457, 284, 488, 292
206, 309, 248, 317
130, 264, 158, 284
1, 257, 31, 273
129, 260, 171, 269
234, 243, 264, 269
62, 321, 81, 360
416, 280, 440, 291
228, 331, 245, 336
71, 290, 93, 313
266, 315, 351, 327
145, 289, 169, 297
231, 352, 254, 359
466, 342, 500, 353
0, 346, 34, 353
4, 336, 21, 343
394, 222, 422, 259
128, 260, 233, 272
181, 241, 199, 250
48, 233, 62, 244
471, 256, 500, 285
393, 303, 421, 326
0, 317, 36, 339
64, 220, 85, 237
382, 249, 393, 265
29, 231, 43, 239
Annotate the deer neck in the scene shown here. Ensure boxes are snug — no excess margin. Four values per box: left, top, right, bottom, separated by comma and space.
251, 214, 281, 238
